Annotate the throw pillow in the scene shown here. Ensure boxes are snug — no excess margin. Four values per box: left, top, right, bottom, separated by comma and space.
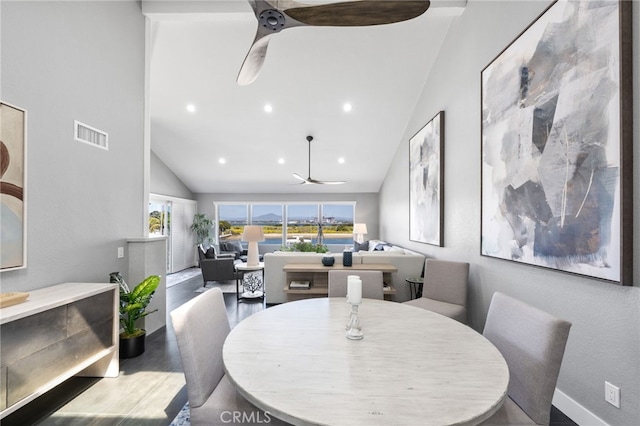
353, 241, 370, 252
205, 247, 217, 259
368, 240, 389, 251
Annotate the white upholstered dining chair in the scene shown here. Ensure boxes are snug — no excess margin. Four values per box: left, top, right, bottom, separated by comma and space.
403, 259, 469, 323
480, 292, 572, 425
327, 270, 384, 299
170, 288, 286, 426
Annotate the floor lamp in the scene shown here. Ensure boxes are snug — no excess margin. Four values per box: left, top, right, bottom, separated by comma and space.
353, 223, 368, 244
242, 225, 264, 267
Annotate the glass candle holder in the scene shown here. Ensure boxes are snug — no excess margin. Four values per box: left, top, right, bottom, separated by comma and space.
345, 303, 363, 340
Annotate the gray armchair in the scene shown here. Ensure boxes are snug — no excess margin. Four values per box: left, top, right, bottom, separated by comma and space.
403, 259, 469, 324
219, 240, 247, 260
198, 247, 238, 286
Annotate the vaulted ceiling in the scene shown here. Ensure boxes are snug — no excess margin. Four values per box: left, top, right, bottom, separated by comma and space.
145, 0, 464, 193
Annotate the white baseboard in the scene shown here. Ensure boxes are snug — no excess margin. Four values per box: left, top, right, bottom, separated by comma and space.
553, 388, 608, 426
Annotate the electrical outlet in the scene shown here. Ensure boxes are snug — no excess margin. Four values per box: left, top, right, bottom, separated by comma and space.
117, 247, 124, 259
605, 381, 620, 408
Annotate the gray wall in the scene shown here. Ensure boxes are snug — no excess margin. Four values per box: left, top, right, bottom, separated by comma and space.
150, 150, 194, 199
1, 1, 146, 291
379, 1, 639, 425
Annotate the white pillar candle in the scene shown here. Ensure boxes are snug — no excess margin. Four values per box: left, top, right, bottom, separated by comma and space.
346, 275, 359, 299
347, 279, 362, 304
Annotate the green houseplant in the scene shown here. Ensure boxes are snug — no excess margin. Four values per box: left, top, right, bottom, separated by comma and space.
281, 241, 329, 253
110, 272, 160, 358
191, 213, 214, 246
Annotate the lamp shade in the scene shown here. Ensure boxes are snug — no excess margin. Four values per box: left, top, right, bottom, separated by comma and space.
241, 225, 265, 242
353, 223, 368, 235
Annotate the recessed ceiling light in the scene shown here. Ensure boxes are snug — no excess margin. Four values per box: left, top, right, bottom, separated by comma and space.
343, 103, 352, 112
218, 158, 226, 164
338, 157, 345, 164
264, 104, 273, 113
278, 158, 285, 164
186, 104, 196, 113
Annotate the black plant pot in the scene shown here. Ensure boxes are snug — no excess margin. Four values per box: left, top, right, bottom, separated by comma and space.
120, 332, 146, 358
322, 256, 335, 266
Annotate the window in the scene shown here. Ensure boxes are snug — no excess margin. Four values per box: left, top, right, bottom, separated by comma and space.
321, 204, 354, 246
218, 204, 248, 246
252, 204, 283, 245
215, 202, 356, 247
286, 204, 319, 244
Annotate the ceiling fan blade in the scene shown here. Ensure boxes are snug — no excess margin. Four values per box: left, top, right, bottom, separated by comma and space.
292, 173, 310, 183
238, 1, 307, 85
237, 29, 274, 85
284, 0, 430, 27
310, 178, 346, 185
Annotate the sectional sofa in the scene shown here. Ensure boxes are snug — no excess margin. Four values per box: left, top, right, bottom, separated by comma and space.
263, 244, 426, 304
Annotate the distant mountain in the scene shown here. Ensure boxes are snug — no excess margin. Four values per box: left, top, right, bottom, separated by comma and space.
253, 213, 282, 222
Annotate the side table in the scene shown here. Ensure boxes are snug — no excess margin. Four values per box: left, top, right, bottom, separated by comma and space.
405, 276, 424, 300
235, 262, 265, 302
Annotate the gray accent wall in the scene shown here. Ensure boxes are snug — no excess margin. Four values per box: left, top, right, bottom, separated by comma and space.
150, 150, 194, 199
1, 1, 146, 291
379, 1, 639, 425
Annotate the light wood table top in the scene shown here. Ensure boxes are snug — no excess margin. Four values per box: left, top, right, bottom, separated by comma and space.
223, 298, 508, 426
283, 263, 397, 272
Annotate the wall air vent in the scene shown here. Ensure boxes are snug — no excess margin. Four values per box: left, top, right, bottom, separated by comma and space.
74, 120, 108, 150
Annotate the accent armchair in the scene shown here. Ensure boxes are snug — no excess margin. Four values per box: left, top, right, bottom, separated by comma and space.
403, 259, 469, 324
198, 247, 238, 287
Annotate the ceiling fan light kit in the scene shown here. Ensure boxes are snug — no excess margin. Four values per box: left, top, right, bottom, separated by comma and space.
238, 0, 431, 85
293, 136, 346, 185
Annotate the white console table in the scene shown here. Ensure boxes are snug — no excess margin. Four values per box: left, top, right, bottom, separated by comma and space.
0, 282, 119, 418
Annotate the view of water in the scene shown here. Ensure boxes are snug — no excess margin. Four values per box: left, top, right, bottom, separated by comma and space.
263, 236, 353, 245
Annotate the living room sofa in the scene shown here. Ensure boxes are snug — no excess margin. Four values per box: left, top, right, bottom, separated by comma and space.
264, 245, 425, 304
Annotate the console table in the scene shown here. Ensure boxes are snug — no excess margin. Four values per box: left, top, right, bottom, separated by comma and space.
0, 283, 119, 418
283, 263, 397, 301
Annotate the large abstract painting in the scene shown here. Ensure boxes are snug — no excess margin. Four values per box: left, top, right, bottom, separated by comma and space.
481, 0, 632, 283
410, 111, 444, 246
1, 102, 27, 271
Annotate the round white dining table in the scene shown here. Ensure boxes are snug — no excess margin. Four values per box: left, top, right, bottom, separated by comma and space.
223, 298, 509, 426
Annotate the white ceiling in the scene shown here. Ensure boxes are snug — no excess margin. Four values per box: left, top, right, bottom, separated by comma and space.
146, 0, 463, 194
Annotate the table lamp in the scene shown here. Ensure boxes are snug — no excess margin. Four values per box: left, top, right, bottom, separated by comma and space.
353, 223, 368, 244
242, 225, 264, 267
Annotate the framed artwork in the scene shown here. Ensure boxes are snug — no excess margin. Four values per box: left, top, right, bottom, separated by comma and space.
481, 1, 632, 283
409, 111, 444, 246
1, 101, 28, 271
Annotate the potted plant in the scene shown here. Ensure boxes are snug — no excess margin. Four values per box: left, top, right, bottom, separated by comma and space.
191, 213, 213, 246
110, 272, 160, 359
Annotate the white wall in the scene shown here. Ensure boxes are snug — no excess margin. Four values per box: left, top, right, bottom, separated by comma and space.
150, 150, 193, 199
1, 1, 146, 291
380, 1, 639, 425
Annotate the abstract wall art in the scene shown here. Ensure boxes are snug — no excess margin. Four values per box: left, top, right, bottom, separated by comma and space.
410, 111, 444, 246
481, 0, 632, 283
1, 102, 27, 271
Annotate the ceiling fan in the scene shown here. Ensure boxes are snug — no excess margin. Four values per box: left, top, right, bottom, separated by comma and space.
293, 136, 346, 185
237, 0, 431, 85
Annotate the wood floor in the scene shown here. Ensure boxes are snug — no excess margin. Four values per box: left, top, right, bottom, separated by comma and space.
2, 274, 577, 426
